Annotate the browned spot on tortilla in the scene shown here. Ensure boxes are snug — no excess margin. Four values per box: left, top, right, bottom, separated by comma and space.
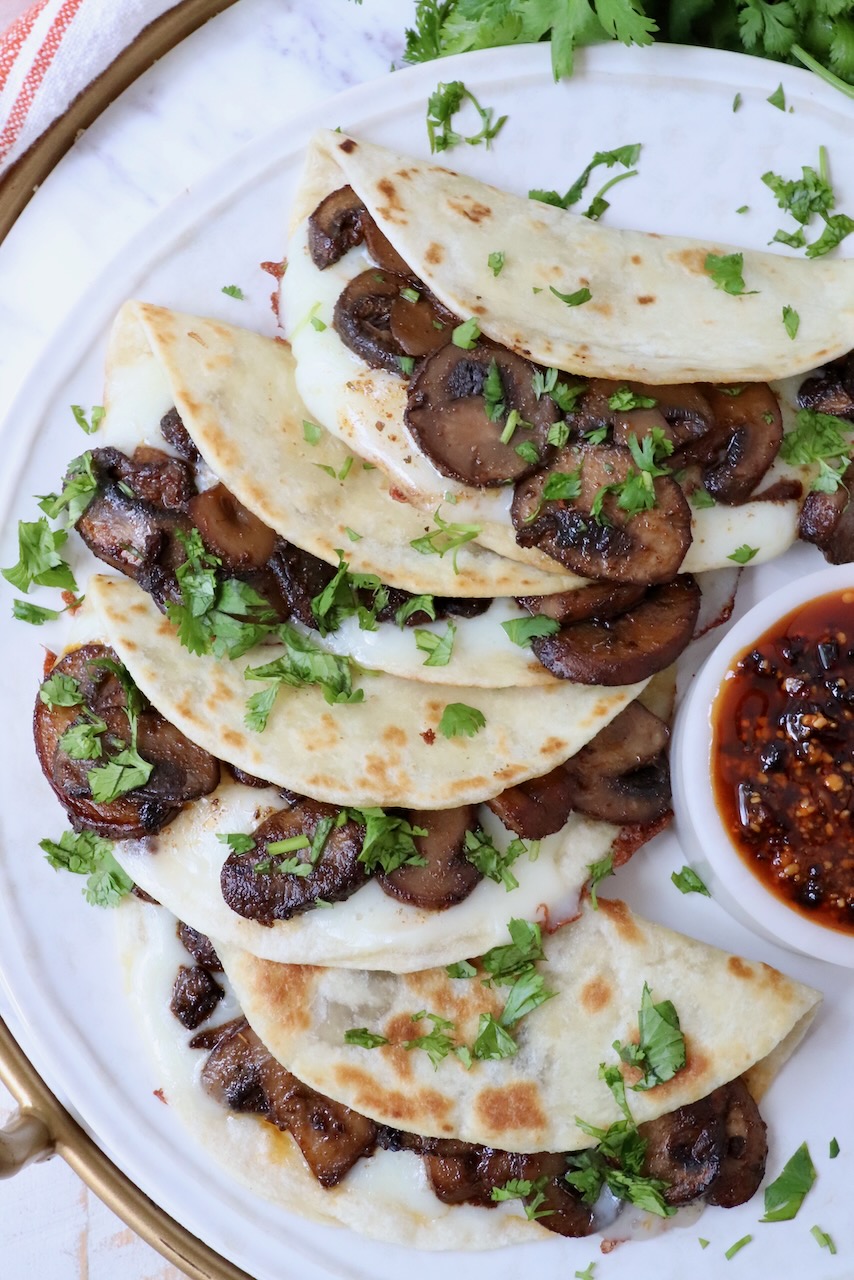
255, 961, 317, 1032
590, 301, 613, 317
187, 331, 207, 347
728, 956, 755, 980
425, 242, 444, 265
637, 295, 655, 305
580, 976, 612, 1014
597, 897, 644, 944
333, 1064, 453, 1126
472, 303, 486, 315
675, 247, 710, 275
631, 254, 642, 265
383, 725, 407, 748
474, 1083, 547, 1135
175, 694, 196, 720
374, 419, 385, 433
758, 962, 789, 991
538, 735, 566, 756
377, 178, 404, 214
221, 728, 246, 748
448, 197, 492, 224
339, 138, 357, 154
120, 638, 138, 652
396, 168, 414, 181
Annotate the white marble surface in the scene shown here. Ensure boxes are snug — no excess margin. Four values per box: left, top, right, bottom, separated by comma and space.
0, 1, 406, 1275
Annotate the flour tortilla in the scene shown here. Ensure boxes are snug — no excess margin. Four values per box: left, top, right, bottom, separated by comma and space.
112, 778, 625, 970
218, 897, 820, 1154
119, 897, 557, 1249
89, 573, 645, 809
120, 300, 581, 595
298, 130, 854, 384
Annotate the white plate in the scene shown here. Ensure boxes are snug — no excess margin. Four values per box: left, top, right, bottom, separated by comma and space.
0, 41, 852, 1280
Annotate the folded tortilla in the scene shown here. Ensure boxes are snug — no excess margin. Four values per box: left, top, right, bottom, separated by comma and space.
120, 898, 553, 1249
217, 897, 820, 1153
296, 130, 854, 384
89, 573, 645, 809
114, 300, 580, 595
111, 776, 628, 970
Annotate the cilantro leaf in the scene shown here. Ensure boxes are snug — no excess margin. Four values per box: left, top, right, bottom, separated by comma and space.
530, 143, 641, 209
452, 315, 482, 348
767, 81, 786, 110
88, 747, 153, 804
217, 832, 257, 855
617, 983, 686, 1090
221, 284, 245, 300
345, 1027, 390, 1049
437, 702, 486, 738
310, 552, 387, 636
608, 386, 656, 411
349, 807, 428, 875
2, 519, 77, 594
728, 544, 759, 564
500, 615, 560, 647
70, 404, 105, 435
587, 852, 614, 908
806, 212, 854, 258
488, 249, 505, 276
704, 252, 757, 296
39, 831, 132, 907
446, 959, 477, 979
410, 509, 481, 571
403, 1011, 459, 1068
395, 594, 437, 626
550, 284, 592, 307
302, 420, 323, 445
472, 1013, 518, 1060
464, 828, 536, 891
38, 452, 98, 524
244, 624, 362, 728
12, 600, 64, 625
414, 622, 456, 666
761, 1143, 817, 1222
39, 672, 84, 708
671, 866, 711, 896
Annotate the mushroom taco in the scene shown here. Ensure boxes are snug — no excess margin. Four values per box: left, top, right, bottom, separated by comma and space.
120, 897, 821, 1249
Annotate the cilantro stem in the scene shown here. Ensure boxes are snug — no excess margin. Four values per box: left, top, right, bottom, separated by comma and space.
791, 46, 854, 101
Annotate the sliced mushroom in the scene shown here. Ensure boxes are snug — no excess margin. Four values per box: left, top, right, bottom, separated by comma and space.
375, 805, 481, 909
798, 353, 854, 419
33, 644, 182, 838
267, 541, 337, 628
131, 712, 222, 803
516, 582, 646, 626
188, 483, 277, 571
485, 764, 579, 840
530, 576, 701, 686
177, 920, 223, 971
606, 381, 717, 459
308, 184, 410, 274
702, 384, 783, 504
118, 446, 196, 510
405, 343, 558, 487
513, 444, 692, 585
704, 1078, 768, 1208
160, 406, 201, 463
563, 703, 672, 824
799, 461, 854, 564
333, 270, 452, 374
640, 1089, 727, 1205
504, 1153, 594, 1238
199, 1017, 377, 1186
169, 964, 224, 1030
220, 799, 368, 924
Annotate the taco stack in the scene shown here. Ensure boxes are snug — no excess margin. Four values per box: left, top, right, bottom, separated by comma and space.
26, 127, 852, 1251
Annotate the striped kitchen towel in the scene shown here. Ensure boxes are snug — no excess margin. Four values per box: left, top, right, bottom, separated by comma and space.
0, 0, 182, 176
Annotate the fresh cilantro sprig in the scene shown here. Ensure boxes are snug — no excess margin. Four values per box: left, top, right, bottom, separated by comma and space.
2, 518, 77, 594
83, 656, 154, 804
426, 80, 507, 154
613, 983, 686, 1090
780, 408, 852, 492
166, 529, 278, 659
531, 143, 641, 211
491, 1175, 554, 1220
38, 452, 98, 524
71, 404, 105, 435
410, 509, 481, 571
763, 148, 854, 259
39, 830, 132, 907
310, 552, 389, 636
349, 807, 429, 875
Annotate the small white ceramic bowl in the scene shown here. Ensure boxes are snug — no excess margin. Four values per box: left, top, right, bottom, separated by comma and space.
673, 562, 854, 968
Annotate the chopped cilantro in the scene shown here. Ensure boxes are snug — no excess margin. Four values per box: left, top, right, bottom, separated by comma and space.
736, 204, 749, 213
725, 1235, 753, 1260
547, 421, 570, 448
515, 441, 540, 465
614, 983, 686, 1090
58, 714, 108, 761
483, 359, 506, 421
70, 404, 105, 435
811, 1225, 836, 1254
344, 527, 362, 542
310, 552, 388, 636
166, 529, 278, 659
471, 1013, 518, 1060
345, 1027, 390, 1050
221, 285, 245, 300
463, 827, 535, 891
426, 80, 507, 154
39, 830, 132, 907
310, 313, 327, 331
767, 82, 786, 110
830, 1137, 840, 1158
403, 1011, 460, 1069
302, 420, 323, 445
395, 594, 436, 626
244, 625, 362, 729
349, 807, 428, 875
414, 622, 456, 666
217, 832, 257, 855
446, 959, 477, 979
500, 615, 560, 647
671, 866, 710, 896
397, 355, 416, 375
2, 518, 77, 594
488, 250, 505, 276
437, 702, 485, 738
806, 213, 854, 258
410, 509, 481, 571
587, 852, 614, 908
732, 93, 742, 112
12, 600, 64, 625
704, 252, 757, 296
39, 672, 84, 708
530, 144, 641, 210
689, 487, 716, 509
452, 316, 481, 349
728, 544, 759, 564
491, 1175, 554, 1220
542, 468, 583, 502
761, 1142, 816, 1221
38, 451, 98, 524
608, 386, 656, 411
782, 305, 800, 339
400, 286, 421, 303
550, 284, 592, 307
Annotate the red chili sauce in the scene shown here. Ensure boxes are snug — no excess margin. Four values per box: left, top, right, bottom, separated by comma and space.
712, 588, 854, 933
